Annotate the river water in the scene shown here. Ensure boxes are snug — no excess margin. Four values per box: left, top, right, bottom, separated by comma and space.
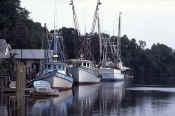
1, 82, 175, 116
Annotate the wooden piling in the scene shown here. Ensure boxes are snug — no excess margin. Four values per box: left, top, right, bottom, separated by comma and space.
0, 78, 4, 93
16, 62, 26, 116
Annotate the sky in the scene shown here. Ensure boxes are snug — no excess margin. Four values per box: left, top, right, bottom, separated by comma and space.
21, 0, 175, 48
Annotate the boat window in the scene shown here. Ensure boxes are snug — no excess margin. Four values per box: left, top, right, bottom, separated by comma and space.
83, 62, 86, 66
56, 64, 60, 70
87, 63, 89, 67
48, 64, 51, 70
54, 65, 56, 70
56, 64, 65, 70
51, 64, 54, 70
59, 65, 62, 70
45, 64, 47, 69
62, 65, 65, 70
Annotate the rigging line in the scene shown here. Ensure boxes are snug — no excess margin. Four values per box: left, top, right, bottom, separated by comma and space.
84, 24, 87, 35
60, 5, 64, 28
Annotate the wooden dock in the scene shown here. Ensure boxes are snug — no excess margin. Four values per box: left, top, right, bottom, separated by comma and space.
1, 88, 34, 94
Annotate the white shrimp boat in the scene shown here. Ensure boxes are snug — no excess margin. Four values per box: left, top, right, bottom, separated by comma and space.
99, 61, 124, 81
68, 59, 101, 85
99, 13, 127, 81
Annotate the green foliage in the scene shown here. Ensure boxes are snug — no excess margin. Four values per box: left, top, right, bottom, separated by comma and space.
60, 27, 79, 59
0, 0, 44, 49
0, 60, 9, 74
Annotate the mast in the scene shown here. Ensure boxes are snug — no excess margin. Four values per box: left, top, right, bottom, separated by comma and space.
90, 0, 102, 34
116, 12, 122, 65
43, 23, 49, 63
69, 0, 80, 35
70, 0, 84, 58
89, 0, 102, 64
52, 0, 65, 62
97, 8, 103, 65
52, 0, 58, 60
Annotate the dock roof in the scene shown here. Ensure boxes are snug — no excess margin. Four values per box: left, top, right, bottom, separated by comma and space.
1, 49, 53, 60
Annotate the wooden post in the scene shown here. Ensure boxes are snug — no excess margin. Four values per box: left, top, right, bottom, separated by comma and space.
0, 78, 4, 93
16, 62, 26, 116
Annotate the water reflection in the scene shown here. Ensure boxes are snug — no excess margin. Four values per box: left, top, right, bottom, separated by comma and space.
0, 94, 25, 116
31, 90, 73, 116
70, 84, 100, 116
0, 82, 125, 116
3, 82, 175, 116
94, 82, 125, 115
0, 94, 8, 116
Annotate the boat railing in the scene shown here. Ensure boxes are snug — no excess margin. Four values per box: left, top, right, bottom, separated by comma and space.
79, 66, 99, 75
55, 72, 73, 82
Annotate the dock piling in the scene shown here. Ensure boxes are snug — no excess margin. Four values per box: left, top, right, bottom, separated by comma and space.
16, 62, 26, 116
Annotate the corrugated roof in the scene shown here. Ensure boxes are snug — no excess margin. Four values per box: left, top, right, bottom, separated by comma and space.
12, 49, 53, 59
0, 49, 53, 59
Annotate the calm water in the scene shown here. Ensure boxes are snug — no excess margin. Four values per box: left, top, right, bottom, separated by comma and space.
1, 82, 175, 116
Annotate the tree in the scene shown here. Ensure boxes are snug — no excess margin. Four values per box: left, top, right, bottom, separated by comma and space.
139, 40, 146, 49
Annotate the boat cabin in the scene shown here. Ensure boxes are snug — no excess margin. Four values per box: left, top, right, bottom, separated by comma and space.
80, 60, 93, 68
67, 59, 95, 68
43, 62, 67, 75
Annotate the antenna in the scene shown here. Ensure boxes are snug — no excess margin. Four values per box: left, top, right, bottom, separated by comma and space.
53, 0, 57, 30
118, 12, 122, 39
84, 24, 87, 34
112, 14, 116, 36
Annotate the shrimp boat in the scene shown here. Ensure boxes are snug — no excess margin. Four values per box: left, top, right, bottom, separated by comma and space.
67, 58, 101, 85
35, 30, 73, 89
99, 12, 125, 81
38, 61, 73, 89
99, 62, 124, 81
67, 0, 101, 84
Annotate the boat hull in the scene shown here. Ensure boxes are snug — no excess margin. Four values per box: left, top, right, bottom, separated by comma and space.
42, 72, 73, 89
31, 89, 59, 97
99, 68, 124, 81
71, 67, 100, 84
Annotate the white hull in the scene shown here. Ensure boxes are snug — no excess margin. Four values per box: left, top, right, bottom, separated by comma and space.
72, 66, 100, 84
99, 68, 124, 81
43, 72, 73, 89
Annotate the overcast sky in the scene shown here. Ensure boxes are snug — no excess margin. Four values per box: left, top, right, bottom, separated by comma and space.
21, 0, 175, 48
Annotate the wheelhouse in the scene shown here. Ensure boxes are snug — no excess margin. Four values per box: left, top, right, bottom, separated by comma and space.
44, 62, 67, 72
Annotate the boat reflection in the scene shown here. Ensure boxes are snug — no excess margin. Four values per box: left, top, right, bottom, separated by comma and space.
31, 90, 73, 116
94, 81, 125, 115
0, 94, 26, 116
0, 94, 8, 116
69, 82, 125, 116
70, 84, 100, 116
0, 82, 126, 116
